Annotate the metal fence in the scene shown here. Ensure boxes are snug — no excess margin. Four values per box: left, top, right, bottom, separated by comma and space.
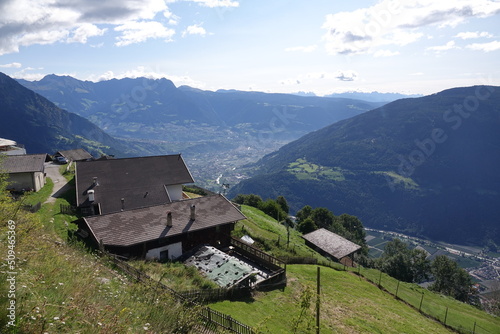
60, 204, 76, 215
284, 256, 496, 334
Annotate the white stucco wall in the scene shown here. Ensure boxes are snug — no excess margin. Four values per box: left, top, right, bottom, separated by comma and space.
166, 184, 183, 201
145, 242, 182, 261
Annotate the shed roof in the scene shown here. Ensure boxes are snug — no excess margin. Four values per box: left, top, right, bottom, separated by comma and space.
75, 154, 194, 214
56, 148, 93, 161
0, 154, 46, 173
82, 194, 246, 247
302, 228, 361, 260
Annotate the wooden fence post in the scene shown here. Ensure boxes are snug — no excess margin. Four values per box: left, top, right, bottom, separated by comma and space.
419, 292, 424, 312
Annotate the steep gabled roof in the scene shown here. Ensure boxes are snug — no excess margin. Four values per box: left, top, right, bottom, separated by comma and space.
0, 154, 46, 173
82, 194, 245, 247
75, 154, 194, 214
302, 228, 361, 260
56, 148, 93, 161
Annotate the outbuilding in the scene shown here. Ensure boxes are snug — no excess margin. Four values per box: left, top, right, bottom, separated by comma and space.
0, 154, 47, 192
302, 228, 361, 267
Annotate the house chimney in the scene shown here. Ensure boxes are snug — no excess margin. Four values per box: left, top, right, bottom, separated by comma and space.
166, 211, 172, 227
190, 204, 196, 221
121, 198, 125, 211
93, 177, 99, 186
88, 190, 95, 202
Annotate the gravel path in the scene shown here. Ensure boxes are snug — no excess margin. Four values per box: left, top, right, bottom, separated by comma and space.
44, 162, 71, 204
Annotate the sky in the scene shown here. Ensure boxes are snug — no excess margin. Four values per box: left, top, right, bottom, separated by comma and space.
0, 0, 499, 96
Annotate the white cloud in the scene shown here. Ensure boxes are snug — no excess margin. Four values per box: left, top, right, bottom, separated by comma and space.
189, 0, 239, 8
163, 9, 180, 25
334, 70, 358, 81
0, 62, 22, 68
454, 31, 494, 39
373, 49, 400, 57
114, 21, 175, 46
182, 24, 207, 37
466, 40, 500, 52
0, 0, 173, 55
67, 24, 107, 43
322, 0, 500, 55
284, 45, 317, 53
427, 40, 459, 53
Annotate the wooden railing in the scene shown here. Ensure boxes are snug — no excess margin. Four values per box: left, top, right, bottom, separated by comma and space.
200, 307, 254, 334
180, 287, 251, 303
230, 237, 285, 270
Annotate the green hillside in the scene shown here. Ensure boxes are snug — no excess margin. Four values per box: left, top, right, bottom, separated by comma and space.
2, 170, 498, 333
229, 85, 500, 246
224, 204, 500, 334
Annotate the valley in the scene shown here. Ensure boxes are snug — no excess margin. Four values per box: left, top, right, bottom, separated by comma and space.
3, 72, 500, 250
365, 229, 500, 290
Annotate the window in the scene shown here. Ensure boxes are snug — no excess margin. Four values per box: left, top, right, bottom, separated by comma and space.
160, 249, 169, 262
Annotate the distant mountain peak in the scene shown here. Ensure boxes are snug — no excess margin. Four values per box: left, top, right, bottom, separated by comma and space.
325, 91, 423, 102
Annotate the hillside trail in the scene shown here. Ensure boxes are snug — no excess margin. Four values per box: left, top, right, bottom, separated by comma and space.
44, 161, 71, 204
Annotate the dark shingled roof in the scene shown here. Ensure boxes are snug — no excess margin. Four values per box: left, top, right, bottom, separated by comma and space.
83, 194, 246, 247
75, 154, 194, 214
0, 154, 46, 173
302, 228, 361, 260
56, 148, 93, 161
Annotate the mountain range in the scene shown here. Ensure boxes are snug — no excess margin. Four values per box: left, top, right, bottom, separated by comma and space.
16, 74, 383, 187
229, 86, 500, 246
5, 70, 499, 246
0, 72, 130, 157
18, 75, 383, 143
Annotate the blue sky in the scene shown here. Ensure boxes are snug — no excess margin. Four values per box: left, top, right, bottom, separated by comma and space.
0, 0, 499, 95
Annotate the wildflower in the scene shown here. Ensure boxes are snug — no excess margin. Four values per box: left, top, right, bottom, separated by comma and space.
54, 316, 60, 320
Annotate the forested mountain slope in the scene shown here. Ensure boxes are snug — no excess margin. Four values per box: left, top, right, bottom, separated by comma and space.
230, 86, 500, 246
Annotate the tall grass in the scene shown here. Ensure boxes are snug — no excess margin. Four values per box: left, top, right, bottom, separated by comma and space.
0, 179, 200, 333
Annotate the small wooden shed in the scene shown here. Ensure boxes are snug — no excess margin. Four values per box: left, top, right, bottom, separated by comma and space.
302, 228, 361, 267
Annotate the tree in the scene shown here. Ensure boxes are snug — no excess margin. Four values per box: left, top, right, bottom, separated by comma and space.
378, 239, 430, 283
384, 238, 409, 257
430, 255, 473, 302
297, 217, 317, 234
296, 205, 313, 222
232, 194, 263, 208
310, 207, 334, 229
335, 213, 366, 250
259, 199, 287, 221
276, 195, 289, 214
